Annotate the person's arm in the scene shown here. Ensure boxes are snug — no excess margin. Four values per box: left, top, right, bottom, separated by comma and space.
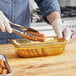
35, 0, 72, 41
35, 0, 61, 23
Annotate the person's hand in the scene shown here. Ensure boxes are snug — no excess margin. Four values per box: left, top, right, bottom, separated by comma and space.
0, 11, 12, 33
52, 19, 72, 41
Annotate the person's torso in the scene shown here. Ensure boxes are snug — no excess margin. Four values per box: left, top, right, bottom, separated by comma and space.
0, 0, 30, 44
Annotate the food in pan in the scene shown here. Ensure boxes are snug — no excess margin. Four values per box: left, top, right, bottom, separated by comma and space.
16, 46, 65, 58
0, 59, 8, 74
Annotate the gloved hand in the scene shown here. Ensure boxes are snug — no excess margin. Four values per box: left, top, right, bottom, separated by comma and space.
0, 11, 12, 33
52, 19, 72, 41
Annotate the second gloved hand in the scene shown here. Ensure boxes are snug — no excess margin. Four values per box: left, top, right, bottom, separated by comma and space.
52, 19, 72, 41
0, 11, 12, 33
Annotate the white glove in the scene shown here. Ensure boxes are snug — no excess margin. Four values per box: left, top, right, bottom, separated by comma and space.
52, 19, 72, 41
0, 11, 12, 33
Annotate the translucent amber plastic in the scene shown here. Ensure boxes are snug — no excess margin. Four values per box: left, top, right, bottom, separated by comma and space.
11, 37, 67, 58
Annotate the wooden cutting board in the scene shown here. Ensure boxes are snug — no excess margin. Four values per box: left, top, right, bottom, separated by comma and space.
0, 38, 76, 76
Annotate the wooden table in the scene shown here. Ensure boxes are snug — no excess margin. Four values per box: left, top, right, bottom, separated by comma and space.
0, 38, 76, 76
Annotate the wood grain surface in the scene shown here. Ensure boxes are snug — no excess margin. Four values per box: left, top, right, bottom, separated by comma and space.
0, 38, 76, 76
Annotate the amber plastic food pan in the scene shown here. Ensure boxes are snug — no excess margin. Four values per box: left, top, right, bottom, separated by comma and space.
11, 37, 67, 58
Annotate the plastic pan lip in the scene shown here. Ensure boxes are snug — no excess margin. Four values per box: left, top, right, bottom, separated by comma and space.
18, 41, 67, 48
10, 37, 67, 48
0, 55, 13, 76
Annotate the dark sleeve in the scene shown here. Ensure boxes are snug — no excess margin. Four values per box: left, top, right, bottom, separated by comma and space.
35, 0, 61, 17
